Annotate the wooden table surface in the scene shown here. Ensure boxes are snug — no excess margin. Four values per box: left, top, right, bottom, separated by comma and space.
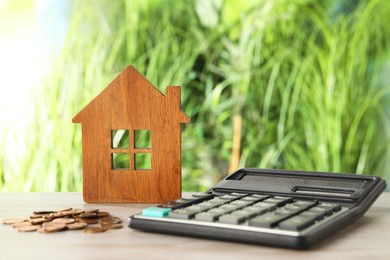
1, 192, 389, 259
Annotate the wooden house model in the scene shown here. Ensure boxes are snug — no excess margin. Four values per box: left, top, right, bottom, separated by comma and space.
73, 65, 190, 203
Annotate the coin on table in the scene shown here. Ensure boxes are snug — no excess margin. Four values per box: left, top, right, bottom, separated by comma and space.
54, 207, 73, 212
30, 217, 51, 225
71, 208, 85, 215
3, 218, 27, 225
53, 218, 75, 224
99, 216, 121, 224
18, 225, 40, 232
66, 222, 87, 230
38, 223, 67, 233
84, 209, 99, 213
13, 221, 34, 228
75, 218, 99, 224
101, 223, 123, 229
30, 214, 50, 219
59, 210, 76, 217
33, 210, 53, 215
78, 212, 97, 218
95, 211, 110, 218
83, 226, 108, 233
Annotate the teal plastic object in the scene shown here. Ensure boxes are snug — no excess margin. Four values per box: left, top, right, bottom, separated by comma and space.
142, 207, 172, 217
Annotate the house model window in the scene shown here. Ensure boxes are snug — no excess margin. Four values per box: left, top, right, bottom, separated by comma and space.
111, 129, 151, 170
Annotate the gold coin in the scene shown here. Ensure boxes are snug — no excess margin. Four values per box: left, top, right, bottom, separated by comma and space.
3, 218, 27, 225
12, 221, 34, 228
75, 218, 99, 224
71, 208, 85, 215
38, 223, 67, 233
30, 214, 50, 219
18, 225, 40, 232
83, 226, 107, 234
66, 222, 87, 230
59, 210, 76, 217
33, 210, 53, 215
47, 212, 61, 219
99, 216, 121, 224
78, 212, 97, 218
30, 218, 51, 225
95, 211, 110, 218
53, 218, 75, 224
101, 223, 123, 229
84, 209, 99, 213
54, 207, 73, 212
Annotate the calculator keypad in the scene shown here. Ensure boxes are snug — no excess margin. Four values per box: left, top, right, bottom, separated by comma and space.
142, 193, 343, 232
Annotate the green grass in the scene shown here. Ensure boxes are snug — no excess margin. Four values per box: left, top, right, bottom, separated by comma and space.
1, 0, 390, 191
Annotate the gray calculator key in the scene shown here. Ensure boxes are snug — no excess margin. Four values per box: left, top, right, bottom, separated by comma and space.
192, 193, 212, 198
168, 209, 197, 219
279, 215, 316, 231
318, 203, 341, 213
252, 202, 277, 211
207, 198, 226, 206
220, 194, 240, 200
251, 194, 269, 199
293, 200, 317, 207
300, 210, 323, 220
230, 200, 253, 207
219, 204, 241, 212
241, 196, 263, 202
249, 213, 287, 228
306, 207, 327, 219
185, 205, 204, 213
219, 214, 247, 224
195, 212, 219, 222
208, 208, 228, 215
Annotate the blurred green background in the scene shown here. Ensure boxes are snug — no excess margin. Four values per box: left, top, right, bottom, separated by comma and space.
1, 0, 390, 192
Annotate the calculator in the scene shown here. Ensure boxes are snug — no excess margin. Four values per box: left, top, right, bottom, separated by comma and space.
128, 168, 386, 249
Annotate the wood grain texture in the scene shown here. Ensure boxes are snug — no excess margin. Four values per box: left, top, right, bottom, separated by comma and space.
73, 65, 190, 203
1, 192, 389, 259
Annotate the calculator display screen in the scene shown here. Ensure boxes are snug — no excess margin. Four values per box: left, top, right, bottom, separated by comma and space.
239, 174, 367, 189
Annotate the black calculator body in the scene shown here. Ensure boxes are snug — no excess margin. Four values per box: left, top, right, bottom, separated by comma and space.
128, 168, 386, 249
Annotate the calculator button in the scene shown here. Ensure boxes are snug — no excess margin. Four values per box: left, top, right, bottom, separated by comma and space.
293, 200, 317, 207
219, 213, 247, 224
252, 202, 277, 211
240, 196, 263, 202
300, 210, 324, 221
248, 213, 287, 228
142, 207, 172, 218
158, 204, 180, 209
207, 208, 228, 216
219, 204, 241, 212
185, 205, 204, 213
279, 215, 316, 231
168, 209, 197, 219
191, 193, 212, 198
318, 203, 342, 213
180, 197, 196, 202
243, 206, 268, 216
231, 193, 248, 196
207, 198, 226, 206
196, 202, 214, 210
251, 194, 270, 199
230, 200, 253, 207
305, 207, 327, 219
274, 208, 297, 216
262, 198, 288, 206
195, 212, 219, 222
220, 195, 241, 200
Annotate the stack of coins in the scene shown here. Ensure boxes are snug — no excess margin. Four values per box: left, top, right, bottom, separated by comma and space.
2, 208, 123, 233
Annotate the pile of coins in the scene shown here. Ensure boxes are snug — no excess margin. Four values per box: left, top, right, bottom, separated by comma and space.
2, 208, 123, 233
